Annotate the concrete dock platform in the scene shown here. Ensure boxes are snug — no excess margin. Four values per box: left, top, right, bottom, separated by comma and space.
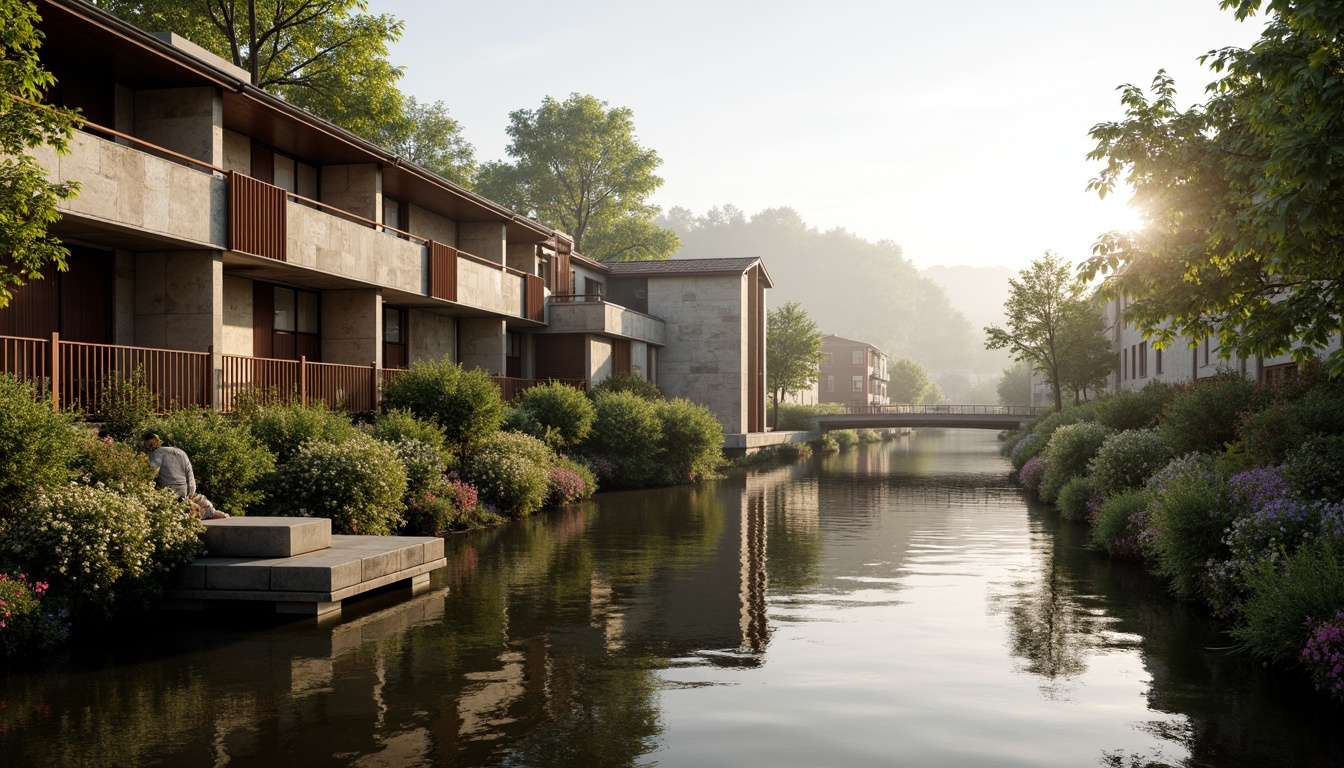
163, 518, 447, 617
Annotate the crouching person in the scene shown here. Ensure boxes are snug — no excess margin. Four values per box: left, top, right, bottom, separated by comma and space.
142, 432, 229, 520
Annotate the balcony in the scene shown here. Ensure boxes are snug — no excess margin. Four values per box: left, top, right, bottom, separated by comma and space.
542, 295, 666, 345
34, 129, 227, 249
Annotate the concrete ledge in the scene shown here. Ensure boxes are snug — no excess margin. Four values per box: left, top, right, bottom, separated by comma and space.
722, 430, 817, 457
165, 532, 447, 616
202, 517, 332, 558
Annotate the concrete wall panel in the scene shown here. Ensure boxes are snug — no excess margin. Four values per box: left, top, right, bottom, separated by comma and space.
408, 310, 454, 363
321, 289, 380, 366
222, 275, 254, 356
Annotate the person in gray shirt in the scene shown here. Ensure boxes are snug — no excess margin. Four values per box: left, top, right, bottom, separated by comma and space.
142, 433, 229, 519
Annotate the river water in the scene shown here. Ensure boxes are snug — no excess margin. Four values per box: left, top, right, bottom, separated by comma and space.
2, 430, 1342, 767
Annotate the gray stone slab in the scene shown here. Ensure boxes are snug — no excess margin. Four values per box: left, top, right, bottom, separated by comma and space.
398, 542, 425, 571
202, 517, 331, 558
360, 549, 400, 581
270, 556, 363, 593
421, 537, 444, 561
176, 562, 208, 589
203, 558, 276, 590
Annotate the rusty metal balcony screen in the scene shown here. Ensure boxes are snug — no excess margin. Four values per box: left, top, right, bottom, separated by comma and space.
229, 171, 288, 261
429, 242, 458, 302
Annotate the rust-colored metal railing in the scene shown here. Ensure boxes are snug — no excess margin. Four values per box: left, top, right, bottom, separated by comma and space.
491, 376, 587, 403
305, 360, 379, 412
0, 334, 50, 394
56, 337, 212, 415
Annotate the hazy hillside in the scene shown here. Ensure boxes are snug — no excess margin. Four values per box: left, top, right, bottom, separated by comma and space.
661, 206, 998, 374
921, 265, 1014, 372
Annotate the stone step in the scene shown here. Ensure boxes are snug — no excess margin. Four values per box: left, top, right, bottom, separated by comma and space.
165, 534, 447, 617
201, 517, 331, 558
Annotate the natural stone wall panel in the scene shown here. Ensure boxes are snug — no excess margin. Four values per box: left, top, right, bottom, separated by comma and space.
37, 133, 225, 248
407, 204, 456, 245
646, 274, 748, 434
286, 203, 424, 294
456, 258, 525, 316
407, 310, 454, 363
221, 275, 255, 356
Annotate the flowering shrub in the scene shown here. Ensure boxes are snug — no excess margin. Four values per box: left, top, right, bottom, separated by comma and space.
657, 398, 724, 483
1089, 428, 1171, 496
1142, 453, 1233, 601
1018, 456, 1045, 492
0, 373, 79, 507
71, 433, 155, 491
461, 432, 552, 517
585, 391, 661, 488
1008, 432, 1040, 470
515, 381, 595, 450
1206, 465, 1344, 617
1159, 372, 1267, 456
388, 437, 446, 498
369, 408, 449, 460
270, 435, 407, 535
236, 400, 358, 463
1091, 489, 1150, 560
381, 357, 505, 455
97, 367, 158, 442
1302, 611, 1344, 702
1093, 382, 1176, 432
1039, 422, 1113, 503
0, 573, 69, 657
4, 483, 203, 618
1232, 537, 1344, 665
150, 408, 275, 515
550, 456, 596, 505
401, 476, 497, 536
1056, 475, 1098, 522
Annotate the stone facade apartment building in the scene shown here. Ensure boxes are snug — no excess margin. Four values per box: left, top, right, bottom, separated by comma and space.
0, 0, 771, 438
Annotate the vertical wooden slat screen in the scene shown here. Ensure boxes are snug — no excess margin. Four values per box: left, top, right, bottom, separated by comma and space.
525, 274, 545, 321
613, 339, 631, 375
229, 171, 288, 261
429, 242, 458, 301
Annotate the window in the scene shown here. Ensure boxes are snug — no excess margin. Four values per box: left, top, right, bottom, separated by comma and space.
1203, 337, 1210, 366
382, 196, 406, 237
1131, 344, 1137, 380
852, 350, 864, 365
1122, 348, 1128, 381
584, 276, 604, 298
1155, 348, 1163, 375
383, 306, 406, 369
1139, 341, 1148, 377
851, 375, 863, 392
826, 375, 835, 392
273, 286, 317, 334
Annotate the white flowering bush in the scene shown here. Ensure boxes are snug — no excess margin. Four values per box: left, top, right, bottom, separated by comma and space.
388, 437, 445, 498
3, 483, 203, 618
462, 431, 552, 517
270, 435, 407, 535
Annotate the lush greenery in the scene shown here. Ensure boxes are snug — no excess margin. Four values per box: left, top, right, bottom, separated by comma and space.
382, 356, 506, 456
984, 252, 1113, 410
766, 302, 827, 427
889, 358, 938, 404
1083, 0, 1344, 377
0, 0, 81, 309
1005, 367, 1344, 702
477, 93, 678, 262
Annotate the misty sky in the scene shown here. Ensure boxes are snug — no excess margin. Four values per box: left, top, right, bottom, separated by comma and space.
373, 0, 1264, 272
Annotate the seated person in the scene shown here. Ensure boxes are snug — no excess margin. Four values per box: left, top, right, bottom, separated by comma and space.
142, 432, 229, 520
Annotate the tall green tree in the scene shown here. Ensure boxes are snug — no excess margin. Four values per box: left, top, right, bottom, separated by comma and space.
371, 97, 476, 187
888, 358, 933, 404
997, 361, 1033, 407
477, 94, 678, 262
1057, 307, 1115, 403
766, 302, 827, 429
0, 0, 81, 309
93, 0, 405, 138
1084, 0, 1344, 376
985, 252, 1107, 411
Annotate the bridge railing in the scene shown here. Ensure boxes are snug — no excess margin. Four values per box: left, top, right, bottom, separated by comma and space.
833, 404, 1043, 417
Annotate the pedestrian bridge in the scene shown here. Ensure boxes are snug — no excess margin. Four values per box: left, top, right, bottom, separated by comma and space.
812, 404, 1042, 433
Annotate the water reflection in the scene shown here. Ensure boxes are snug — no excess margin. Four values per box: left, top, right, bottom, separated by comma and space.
2, 432, 1343, 767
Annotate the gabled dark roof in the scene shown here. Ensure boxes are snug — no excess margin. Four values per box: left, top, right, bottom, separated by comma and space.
607, 258, 774, 287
